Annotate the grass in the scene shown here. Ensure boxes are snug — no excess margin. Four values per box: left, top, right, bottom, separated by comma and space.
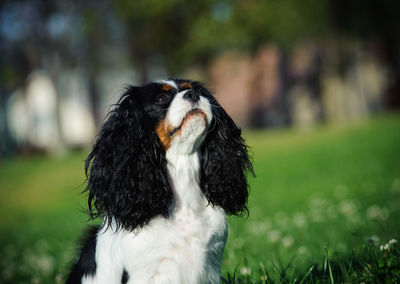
1, 113, 400, 283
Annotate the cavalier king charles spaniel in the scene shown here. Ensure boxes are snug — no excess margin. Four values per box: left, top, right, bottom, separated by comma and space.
67, 79, 254, 284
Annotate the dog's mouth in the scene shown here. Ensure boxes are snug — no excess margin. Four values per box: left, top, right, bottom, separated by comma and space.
168, 109, 206, 136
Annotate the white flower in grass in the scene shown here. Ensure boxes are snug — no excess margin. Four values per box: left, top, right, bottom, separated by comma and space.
297, 246, 308, 255
309, 196, 327, 208
367, 205, 381, 220
282, 236, 294, 248
267, 230, 281, 243
248, 220, 271, 235
339, 200, 357, 217
293, 212, 307, 228
369, 235, 380, 245
309, 197, 329, 218
240, 266, 251, 276
366, 205, 390, 221
261, 274, 268, 281
36, 254, 55, 275
380, 243, 390, 251
380, 239, 397, 251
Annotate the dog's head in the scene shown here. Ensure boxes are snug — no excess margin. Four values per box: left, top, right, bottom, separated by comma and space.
85, 79, 254, 230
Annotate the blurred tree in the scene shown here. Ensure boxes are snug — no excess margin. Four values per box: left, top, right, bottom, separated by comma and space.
329, 0, 400, 108
1, 0, 399, 156
0, 11, 31, 155
112, 0, 330, 81
113, 0, 194, 81
74, 0, 115, 127
0, 0, 63, 154
185, 0, 329, 54
0, 0, 121, 136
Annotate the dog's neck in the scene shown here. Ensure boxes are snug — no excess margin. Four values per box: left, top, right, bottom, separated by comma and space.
164, 116, 207, 214
165, 148, 204, 214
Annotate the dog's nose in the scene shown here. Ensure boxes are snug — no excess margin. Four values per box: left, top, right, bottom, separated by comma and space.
183, 90, 200, 103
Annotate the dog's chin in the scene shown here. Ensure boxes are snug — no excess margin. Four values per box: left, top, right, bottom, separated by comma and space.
169, 110, 208, 153
169, 109, 208, 137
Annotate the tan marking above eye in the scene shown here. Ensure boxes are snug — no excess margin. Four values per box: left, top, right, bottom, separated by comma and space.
180, 82, 192, 90
161, 84, 173, 92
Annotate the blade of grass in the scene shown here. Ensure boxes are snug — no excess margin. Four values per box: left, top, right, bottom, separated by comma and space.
299, 265, 315, 284
324, 247, 334, 284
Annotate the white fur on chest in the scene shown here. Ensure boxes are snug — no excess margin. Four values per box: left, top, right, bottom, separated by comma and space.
87, 146, 227, 284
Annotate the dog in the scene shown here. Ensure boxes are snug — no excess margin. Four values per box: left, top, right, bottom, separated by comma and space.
67, 79, 253, 284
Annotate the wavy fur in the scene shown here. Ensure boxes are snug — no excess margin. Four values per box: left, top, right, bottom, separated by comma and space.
85, 87, 173, 231
197, 83, 254, 216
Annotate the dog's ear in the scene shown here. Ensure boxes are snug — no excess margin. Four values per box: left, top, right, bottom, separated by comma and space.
85, 86, 173, 231
200, 94, 254, 216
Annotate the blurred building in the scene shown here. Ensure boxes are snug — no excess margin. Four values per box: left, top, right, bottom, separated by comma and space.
209, 41, 389, 129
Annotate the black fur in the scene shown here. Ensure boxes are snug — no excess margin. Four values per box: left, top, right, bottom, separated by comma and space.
194, 82, 254, 216
66, 226, 99, 284
85, 86, 173, 231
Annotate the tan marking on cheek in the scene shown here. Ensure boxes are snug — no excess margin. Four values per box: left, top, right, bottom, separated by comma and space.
155, 119, 173, 150
156, 111, 208, 149
161, 84, 173, 92
180, 82, 192, 90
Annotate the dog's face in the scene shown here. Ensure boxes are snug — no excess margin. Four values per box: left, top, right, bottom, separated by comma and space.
133, 79, 213, 152
86, 79, 253, 230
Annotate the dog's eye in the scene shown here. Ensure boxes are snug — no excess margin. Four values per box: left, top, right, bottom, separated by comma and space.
156, 94, 171, 105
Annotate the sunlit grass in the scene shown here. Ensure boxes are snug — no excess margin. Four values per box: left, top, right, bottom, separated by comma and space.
0, 114, 399, 283
224, 114, 400, 282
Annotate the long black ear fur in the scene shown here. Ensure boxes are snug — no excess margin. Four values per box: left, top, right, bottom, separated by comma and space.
200, 94, 254, 216
85, 87, 172, 231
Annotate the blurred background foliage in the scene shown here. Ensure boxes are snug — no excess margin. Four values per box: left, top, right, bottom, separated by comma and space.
1, 0, 400, 156
1, 0, 400, 283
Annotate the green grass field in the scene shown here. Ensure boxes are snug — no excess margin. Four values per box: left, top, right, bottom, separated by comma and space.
1, 114, 399, 283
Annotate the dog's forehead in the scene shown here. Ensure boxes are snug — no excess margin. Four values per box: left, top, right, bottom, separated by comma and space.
136, 81, 176, 100
156, 80, 178, 90
155, 79, 195, 92
136, 80, 203, 105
